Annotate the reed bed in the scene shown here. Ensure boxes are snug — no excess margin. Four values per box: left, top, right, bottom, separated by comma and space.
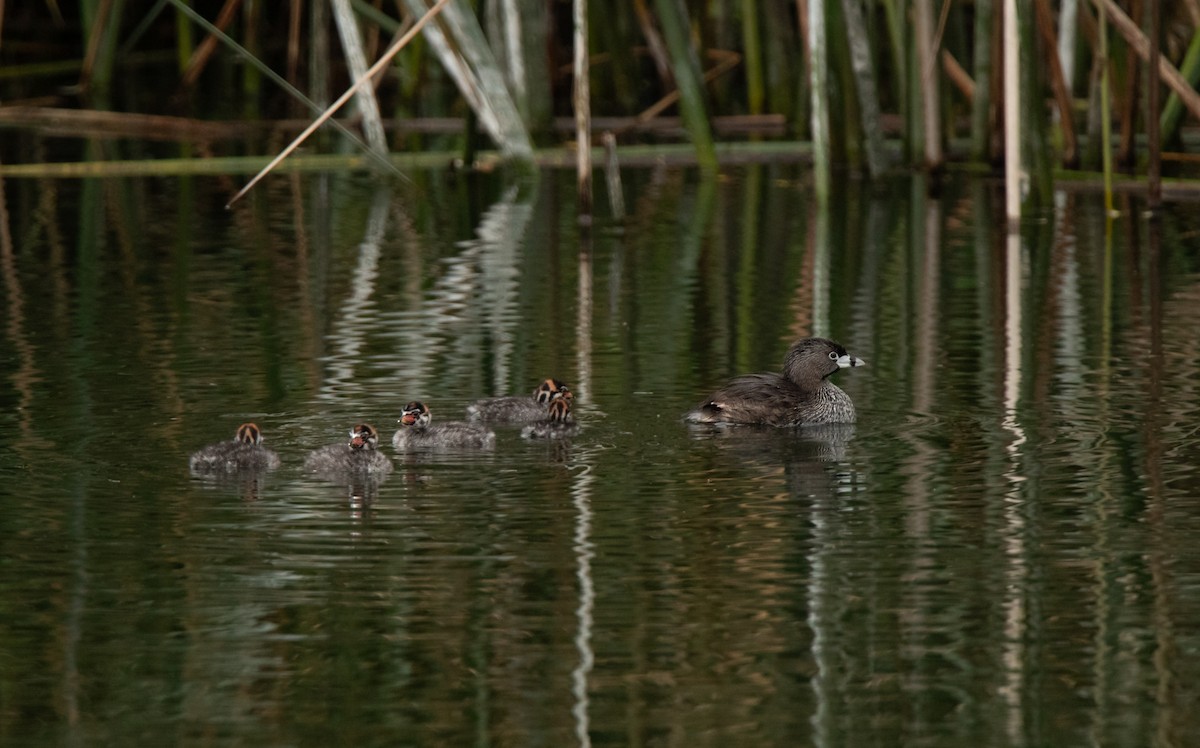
2, 1, 1199, 205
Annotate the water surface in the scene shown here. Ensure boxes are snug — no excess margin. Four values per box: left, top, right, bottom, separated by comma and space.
2, 166, 1199, 746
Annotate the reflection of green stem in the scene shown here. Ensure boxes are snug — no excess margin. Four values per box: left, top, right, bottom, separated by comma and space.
736, 165, 761, 368
1101, 215, 1113, 378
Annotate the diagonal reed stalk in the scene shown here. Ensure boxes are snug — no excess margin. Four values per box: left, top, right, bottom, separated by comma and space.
163, 0, 398, 177
226, 0, 451, 207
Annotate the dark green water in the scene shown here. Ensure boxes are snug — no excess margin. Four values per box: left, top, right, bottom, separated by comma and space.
2, 166, 1199, 746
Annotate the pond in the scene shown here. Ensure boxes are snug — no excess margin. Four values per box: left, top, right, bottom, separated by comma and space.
1, 164, 1199, 746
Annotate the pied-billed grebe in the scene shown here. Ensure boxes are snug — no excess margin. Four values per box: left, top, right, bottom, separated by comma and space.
685, 337, 864, 426
520, 396, 579, 440
189, 422, 282, 473
465, 378, 571, 423
393, 401, 496, 450
304, 423, 394, 475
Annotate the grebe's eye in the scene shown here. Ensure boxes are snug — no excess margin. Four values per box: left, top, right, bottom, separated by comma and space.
828, 351, 838, 360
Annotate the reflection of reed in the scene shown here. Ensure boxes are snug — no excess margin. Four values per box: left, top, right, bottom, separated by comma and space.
898, 188, 941, 701
570, 462, 596, 748
290, 172, 324, 392
0, 169, 44, 451
384, 184, 532, 400
810, 185, 830, 337
318, 188, 391, 401
109, 177, 185, 445
1000, 230, 1028, 742
476, 185, 532, 395
576, 234, 593, 403
806, 489, 834, 746
1141, 221, 1177, 747
846, 192, 886, 367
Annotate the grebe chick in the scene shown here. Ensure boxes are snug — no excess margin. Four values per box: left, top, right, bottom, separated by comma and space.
190, 423, 281, 473
521, 396, 579, 440
304, 423, 394, 475
465, 378, 571, 423
684, 337, 864, 426
392, 401, 496, 450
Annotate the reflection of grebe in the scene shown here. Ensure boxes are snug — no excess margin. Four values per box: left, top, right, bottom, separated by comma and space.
392, 402, 496, 450
465, 378, 571, 423
189, 423, 281, 472
304, 423, 394, 475
685, 338, 864, 426
521, 397, 579, 440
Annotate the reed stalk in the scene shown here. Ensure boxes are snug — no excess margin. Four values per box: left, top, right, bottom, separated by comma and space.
241, 0, 262, 118
1148, 0, 1161, 207
1021, 0, 1051, 205
839, 0, 887, 176
483, 0, 551, 134
1100, 0, 1114, 214
969, 0, 998, 162
601, 131, 625, 222
1003, 0, 1020, 227
879, 0, 907, 142
331, 0, 389, 154
1116, 0, 1141, 167
914, 0, 941, 169
653, 0, 718, 171
763, 0, 796, 122
80, 0, 123, 95
164, 0, 388, 169
807, 0, 830, 202
741, 0, 764, 115
399, 0, 532, 159
176, 0, 196, 74
179, 0, 240, 88
1159, 30, 1200, 144
310, 0, 330, 110
1091, 0, 1200, 122
574, 0, 592, 217
228, 0, 452, 206
1034, 0, 1078, 166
